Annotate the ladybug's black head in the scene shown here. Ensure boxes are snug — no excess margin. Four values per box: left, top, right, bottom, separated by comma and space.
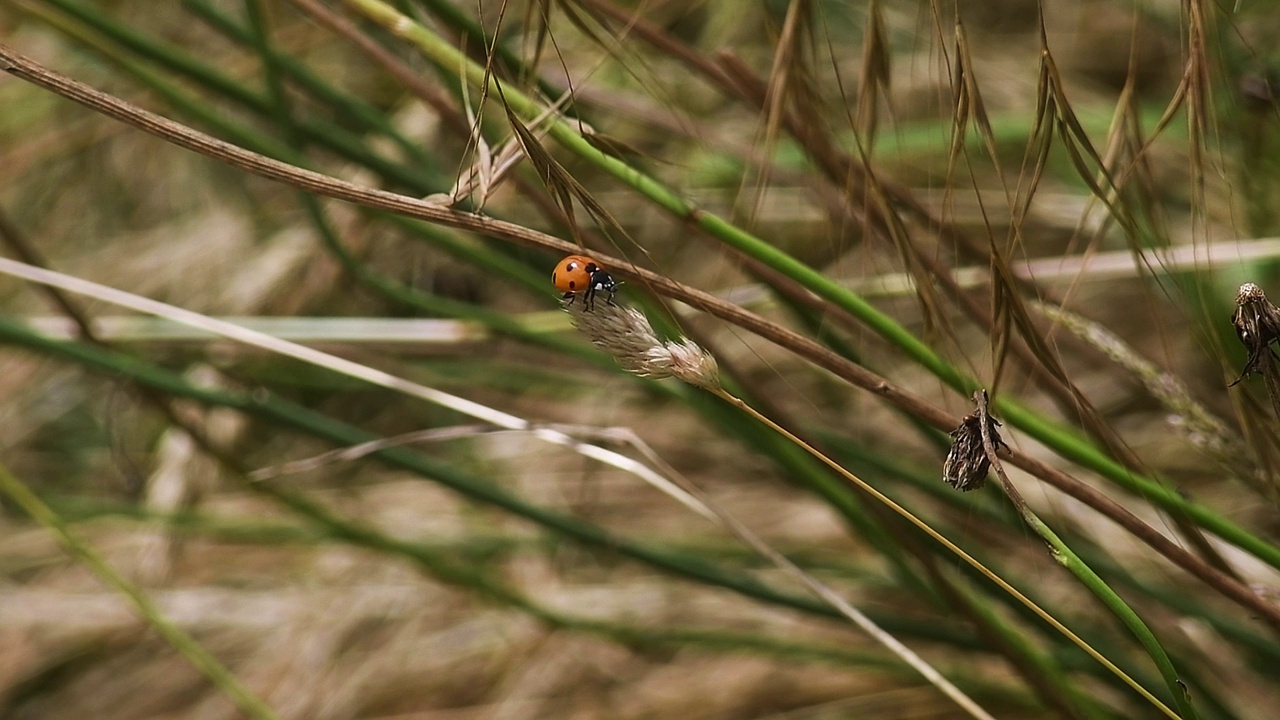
589, 268, 617, 292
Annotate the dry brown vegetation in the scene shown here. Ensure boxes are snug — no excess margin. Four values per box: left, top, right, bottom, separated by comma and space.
3, 1, 1280, 719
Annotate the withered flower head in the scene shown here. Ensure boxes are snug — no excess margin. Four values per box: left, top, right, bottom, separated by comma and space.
1230, 282, 1280, 386
565, 299, 721, 391
943, 409, 1009, 492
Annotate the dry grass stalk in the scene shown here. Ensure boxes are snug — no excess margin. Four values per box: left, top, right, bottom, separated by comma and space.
1036, 301, 1240, 462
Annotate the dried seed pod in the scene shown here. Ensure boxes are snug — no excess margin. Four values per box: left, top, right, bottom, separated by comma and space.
1230, 283, 1280, 386
943, 405, 1009, 492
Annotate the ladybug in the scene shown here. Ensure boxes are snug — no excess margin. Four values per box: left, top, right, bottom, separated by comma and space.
552, 254, 619, 310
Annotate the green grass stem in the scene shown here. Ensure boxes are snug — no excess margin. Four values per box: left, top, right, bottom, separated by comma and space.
0, 462, 281, 720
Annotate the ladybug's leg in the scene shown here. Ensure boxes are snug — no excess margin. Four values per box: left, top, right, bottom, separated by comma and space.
562, 291, 577, 306
582, 285, 597, 312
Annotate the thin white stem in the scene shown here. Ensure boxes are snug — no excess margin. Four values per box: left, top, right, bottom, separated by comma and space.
0, 258, 707, 517
246, 415, 995, 720
591, 425, 997, 720
720, 236, 1280, 305
20, 315, 492, 343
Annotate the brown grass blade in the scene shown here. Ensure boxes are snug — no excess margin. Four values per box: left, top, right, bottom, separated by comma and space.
522, 0, 554, 82
855, 0, 891, 144
1036, 26, 1139, 243
494, 81, 632, 254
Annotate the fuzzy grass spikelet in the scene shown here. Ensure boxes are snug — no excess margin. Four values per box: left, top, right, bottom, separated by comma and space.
565, 299, 720, 390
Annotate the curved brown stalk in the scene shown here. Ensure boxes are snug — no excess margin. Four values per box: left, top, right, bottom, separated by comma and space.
2, 43, 1277, 630
569, 0, 1146, 472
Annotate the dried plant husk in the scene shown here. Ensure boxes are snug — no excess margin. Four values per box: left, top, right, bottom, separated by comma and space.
1230, 282, 1280, 386
943, 407, 1009, 492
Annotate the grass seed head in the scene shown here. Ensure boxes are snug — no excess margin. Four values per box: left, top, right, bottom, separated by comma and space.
565, 299, 720, 391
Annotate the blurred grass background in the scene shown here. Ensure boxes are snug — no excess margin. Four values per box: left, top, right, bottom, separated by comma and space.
2, 1, 1280, 718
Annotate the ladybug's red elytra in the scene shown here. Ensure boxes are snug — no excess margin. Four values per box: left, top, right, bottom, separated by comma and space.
552, 254, 619, 310
552, 254, 594, 295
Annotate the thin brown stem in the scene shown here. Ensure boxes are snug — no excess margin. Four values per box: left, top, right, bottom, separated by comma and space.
3, 43, 1276, 629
